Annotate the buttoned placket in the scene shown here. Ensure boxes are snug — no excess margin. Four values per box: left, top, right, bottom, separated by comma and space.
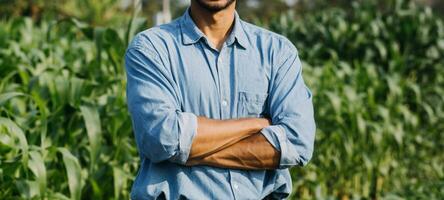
219, 44, 243, 200
229, 170, 245, 199
214, 42, 242, 199
217, 44, 231, 120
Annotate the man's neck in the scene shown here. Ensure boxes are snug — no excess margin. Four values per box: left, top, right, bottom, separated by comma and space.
189, 3, 236, 51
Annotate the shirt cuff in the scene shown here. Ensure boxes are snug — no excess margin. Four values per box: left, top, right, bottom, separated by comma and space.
169, 111, 198, 164
260, 125, 300, 168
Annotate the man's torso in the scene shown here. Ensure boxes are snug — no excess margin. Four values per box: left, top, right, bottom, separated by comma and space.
128, 9, 296, 200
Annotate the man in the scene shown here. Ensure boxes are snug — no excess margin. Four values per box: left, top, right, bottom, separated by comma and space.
125, 0, 316, 199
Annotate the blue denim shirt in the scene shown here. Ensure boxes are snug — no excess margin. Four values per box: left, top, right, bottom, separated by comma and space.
125, 8, 316, 200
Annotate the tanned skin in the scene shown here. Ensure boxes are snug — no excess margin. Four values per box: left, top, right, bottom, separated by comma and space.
184, 0, 280, 170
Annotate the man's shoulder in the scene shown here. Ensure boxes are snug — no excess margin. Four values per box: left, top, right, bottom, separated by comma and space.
128, 19, 181, 51
242, 21, 298, 57
240, 20, 296, 51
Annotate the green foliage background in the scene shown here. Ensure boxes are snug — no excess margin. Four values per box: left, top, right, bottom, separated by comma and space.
1, 0, 443, 199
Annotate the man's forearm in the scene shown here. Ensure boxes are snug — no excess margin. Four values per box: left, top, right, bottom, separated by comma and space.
186, 133, 280, 170
188, 116, 271, 159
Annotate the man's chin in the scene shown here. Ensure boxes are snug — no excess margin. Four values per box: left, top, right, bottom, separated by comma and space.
195, 0, 235, 12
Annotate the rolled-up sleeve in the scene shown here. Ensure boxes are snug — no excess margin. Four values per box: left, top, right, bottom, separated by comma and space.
260, 41, 316, 168
125, 46, 197, 164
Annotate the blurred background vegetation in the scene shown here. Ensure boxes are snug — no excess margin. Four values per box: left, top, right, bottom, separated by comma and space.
0, 0, 443, 199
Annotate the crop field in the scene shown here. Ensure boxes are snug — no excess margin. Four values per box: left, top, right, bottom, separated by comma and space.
0, 0, 443, 199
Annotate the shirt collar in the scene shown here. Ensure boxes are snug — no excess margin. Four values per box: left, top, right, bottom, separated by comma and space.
180, 7, 248, 49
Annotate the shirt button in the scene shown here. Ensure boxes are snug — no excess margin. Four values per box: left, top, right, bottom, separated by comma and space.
221, 100, 228, 106
233, 183, 238, 189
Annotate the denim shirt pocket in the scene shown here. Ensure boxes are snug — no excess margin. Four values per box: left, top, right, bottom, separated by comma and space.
238, 91, 269, 118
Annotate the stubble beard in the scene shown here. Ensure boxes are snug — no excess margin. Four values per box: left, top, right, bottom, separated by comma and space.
194, 0, 236, 12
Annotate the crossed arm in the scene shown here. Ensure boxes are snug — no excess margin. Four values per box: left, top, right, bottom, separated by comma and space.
185, 116, 281, 170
